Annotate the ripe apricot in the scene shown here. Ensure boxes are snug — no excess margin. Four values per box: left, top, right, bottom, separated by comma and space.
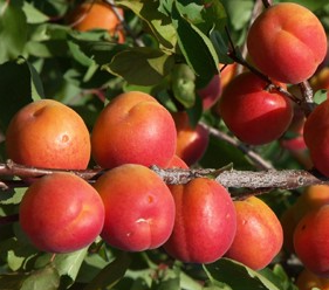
296, 268, 329, 290
217, 72, 293, 145
68, 1, 124, 43
91, 91, 177, 169
225, 196, 283, 270
166, 154, 189, 169
294, 205, 329, 277
163, 178, 236, 264
247, 3, 327, 84
94, 164, 175, 252
172, 112, 209, 166
6, 99, 91, 170
304, 99, 329, 177
19, 173, 105, 253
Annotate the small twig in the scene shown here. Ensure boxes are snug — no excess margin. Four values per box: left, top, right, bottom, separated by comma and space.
298, 81, 317, 117
0, 214, 19, 226
261, 0, 272, 8
200, 123, 274, 170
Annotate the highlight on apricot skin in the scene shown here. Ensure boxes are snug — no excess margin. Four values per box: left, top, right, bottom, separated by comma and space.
19, 173, 105, 254
247, 3, 327, 84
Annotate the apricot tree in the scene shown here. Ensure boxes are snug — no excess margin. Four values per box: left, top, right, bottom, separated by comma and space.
1, 0, 329, 290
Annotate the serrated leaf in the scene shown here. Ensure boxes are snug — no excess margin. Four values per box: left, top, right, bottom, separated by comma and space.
204, 258, 281, 290
171, 1, 218, 87
117, 0, 177, 51
105, 47, 175, 86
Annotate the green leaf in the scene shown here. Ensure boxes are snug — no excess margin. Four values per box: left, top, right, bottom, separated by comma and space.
313, 89, 328, 105
171, 1, 219, 87
223, 0, 253, 31
21, 265, 61, 290
0, 1, 28, 63
204, 258, 281, 290
171, 63, 196, 108
117, 0, 177, 51
22, 2, 49, 24
105, 47, 175, 86
83, 251, 131, 290
0, 58, 33, 132
35, 248, 88, 286
0, 273, 27, 290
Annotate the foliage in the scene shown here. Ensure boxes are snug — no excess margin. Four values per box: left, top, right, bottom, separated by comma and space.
0, 0, 328, 289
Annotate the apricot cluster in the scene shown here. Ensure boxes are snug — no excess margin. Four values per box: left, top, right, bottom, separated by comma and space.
2, 94, 221, 263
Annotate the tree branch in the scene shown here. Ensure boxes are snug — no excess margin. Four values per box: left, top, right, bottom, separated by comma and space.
1, 161, 329, 198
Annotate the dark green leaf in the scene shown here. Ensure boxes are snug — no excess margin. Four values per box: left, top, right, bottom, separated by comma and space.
204, 258, 281, 290
171, 1, 219, 87
83, 251, 131, 290
117, 0, 177, 51
105, 47, 175, 86
0, 58, 33, 132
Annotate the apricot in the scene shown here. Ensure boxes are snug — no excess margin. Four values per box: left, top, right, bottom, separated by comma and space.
172, 112, 209, 166
197, 74, 221, 109
217, 72, 293, 145
225, 196, 283, 270
6, 99, 91, 170
19, 172, 105, 253
94, 164, 175, 252
293, 185, 329, 222
91, 91, 177, 169
294, 205, 329, 277
296, 268, 329, 290
68, 1, 125, 43
166, 154, 189, 169
247, 3, 327, 84
303, 99, 329, 177
163, 178, 236, 264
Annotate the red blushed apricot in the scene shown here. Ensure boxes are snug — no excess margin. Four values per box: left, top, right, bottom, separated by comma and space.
94, 164, 175, 252
247, 3, 327, 84
163, 178, 236, 264
173, 112, 209, 166
296, 268, 329, 290
19, 173, 105, 253
225, 197, 283, 270
91, 91, 177, 169
217, 72, 293, 145
6, 99, 91, 170
294, 205, 329, 277
68, 2, 125, 43
197, 74, 222, 109
304, 99, 329, 177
